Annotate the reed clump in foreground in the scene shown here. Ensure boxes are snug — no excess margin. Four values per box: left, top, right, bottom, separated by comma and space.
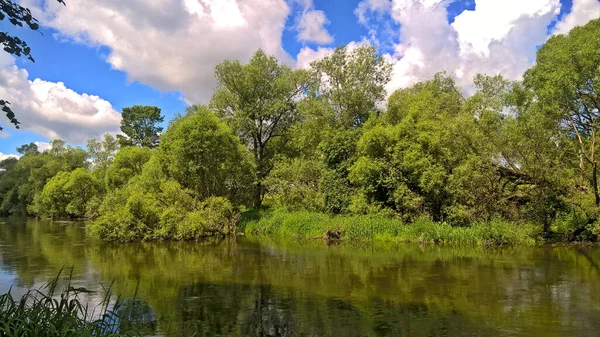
0, 270, 151, 337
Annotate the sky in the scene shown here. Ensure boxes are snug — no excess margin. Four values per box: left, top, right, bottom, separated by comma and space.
0, 0, 599, 159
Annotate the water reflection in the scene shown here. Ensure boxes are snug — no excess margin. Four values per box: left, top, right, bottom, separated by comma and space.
1, 218, 600, 336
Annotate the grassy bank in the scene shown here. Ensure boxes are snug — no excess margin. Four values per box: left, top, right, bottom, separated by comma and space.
241, 209, 541, 246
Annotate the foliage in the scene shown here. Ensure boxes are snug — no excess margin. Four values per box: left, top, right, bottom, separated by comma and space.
264, 157, 323, 211
88, 157, 240, 242
105, 146, 152, 190
524, 18, 600, 204
157, 105, 252, 203
211, 49, 311, 207
309, 44, 392, 128
3, 20, 600, 243
30, 168, 100, 219
117, 106, 164, 148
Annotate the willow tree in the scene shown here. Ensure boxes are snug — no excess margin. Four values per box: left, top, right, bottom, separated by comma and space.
309, 44, 392, 129
523, 18, 600, 204
211, 50, 310, 208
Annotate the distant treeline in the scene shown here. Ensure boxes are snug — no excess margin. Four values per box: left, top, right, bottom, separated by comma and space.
0, 19, 599, 243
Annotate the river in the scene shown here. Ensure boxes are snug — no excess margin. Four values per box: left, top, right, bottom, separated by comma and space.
1, 217, 599, 336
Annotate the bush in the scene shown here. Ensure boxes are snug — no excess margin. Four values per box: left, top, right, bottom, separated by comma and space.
88, 179, 240, 242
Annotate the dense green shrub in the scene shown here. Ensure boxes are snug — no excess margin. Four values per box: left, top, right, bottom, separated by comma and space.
88, 178, 239, 242
158, 106, 253, 204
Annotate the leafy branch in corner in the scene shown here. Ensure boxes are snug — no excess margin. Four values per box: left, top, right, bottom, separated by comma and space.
0, 0, 65, 131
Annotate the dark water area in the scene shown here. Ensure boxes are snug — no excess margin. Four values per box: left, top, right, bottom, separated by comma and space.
1, 217, 600, 336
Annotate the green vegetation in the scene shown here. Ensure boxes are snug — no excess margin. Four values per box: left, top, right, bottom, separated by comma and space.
0, 19, 599, 244
242, 209, 539, 246
0, 271, 150, 337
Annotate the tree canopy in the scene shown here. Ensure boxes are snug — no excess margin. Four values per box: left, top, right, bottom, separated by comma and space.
117, 105, 164, 148
2, 18, 600, 243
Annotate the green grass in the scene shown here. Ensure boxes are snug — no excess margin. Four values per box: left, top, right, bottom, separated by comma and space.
241, 208, 541, 246
0, 269, 151, 337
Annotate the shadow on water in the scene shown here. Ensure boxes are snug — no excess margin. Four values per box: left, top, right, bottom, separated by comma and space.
2, 217, 600, 336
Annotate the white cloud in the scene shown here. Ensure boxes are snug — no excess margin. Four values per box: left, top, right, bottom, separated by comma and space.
355, 0, 392, 25
0, 54, 121, 144
35, 142, 51, 153
23, 0, 293, 104
383, 0, 563, 95
296, 46, 334, 69
452, 0, 561, 55
297, 9, 334, 44
0, 153, 18, 161
553, 0, 600, 35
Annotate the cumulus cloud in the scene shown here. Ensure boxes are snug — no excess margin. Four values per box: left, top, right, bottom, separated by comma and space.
553, 0, 600, 35
0, 153, 18, 161
0, 54, 121, 144
296, 46, 334, 69
23, 0, 293, 104
382, 0, 563, 94
355, 0, 392, 25
35, 141, 51, 153
297, 9, 334, 44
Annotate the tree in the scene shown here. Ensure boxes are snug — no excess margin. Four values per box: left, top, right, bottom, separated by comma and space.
105, 146, 152, 190
16, 142, 38, 155
523, 18, 600, 204
309, 44, 392, 129
0, 0, 65, 131
158, 106, 252, 203
117, 105, 164, 148
350, 73, 465, 221
87, 134, 119, 169
211, 49, 310, 207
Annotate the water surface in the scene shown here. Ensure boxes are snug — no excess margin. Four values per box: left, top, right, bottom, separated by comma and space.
1, 217, 599, 336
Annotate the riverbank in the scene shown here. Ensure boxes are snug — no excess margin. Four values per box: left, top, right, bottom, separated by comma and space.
240, 209, 541, 246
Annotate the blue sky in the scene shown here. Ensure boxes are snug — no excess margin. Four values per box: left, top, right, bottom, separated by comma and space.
0, 0, 598, 158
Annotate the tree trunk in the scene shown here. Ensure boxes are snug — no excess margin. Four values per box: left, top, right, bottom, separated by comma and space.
593, 161, 600, 205
253, 142, 264, 209
253, 181, 262, 209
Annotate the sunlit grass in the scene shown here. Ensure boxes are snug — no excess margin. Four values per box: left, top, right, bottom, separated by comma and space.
241, 209, 540, 246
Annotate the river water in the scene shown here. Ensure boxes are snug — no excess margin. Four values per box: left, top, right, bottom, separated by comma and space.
1, 217, 599, 336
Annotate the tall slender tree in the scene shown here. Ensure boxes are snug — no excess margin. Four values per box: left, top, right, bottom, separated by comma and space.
211, 50, 310, 208
523, 18, 600, 204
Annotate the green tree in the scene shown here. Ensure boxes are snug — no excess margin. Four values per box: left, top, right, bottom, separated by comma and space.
1, 0, 65, 131
350, 73, 464, 221
117, 105, 164, 148
87, 134, 119, 169
523, 18, 600, 204
309, 44, 392, 129
64, 168, 100, 217
105, 146, 152, 190
158, 106, 252, 203
16, 142, 38, 155
211, 49, 310, 208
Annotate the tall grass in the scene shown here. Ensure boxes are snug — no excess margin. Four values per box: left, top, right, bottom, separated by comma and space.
241, 208, 540, 246
0, 269, 151, 337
